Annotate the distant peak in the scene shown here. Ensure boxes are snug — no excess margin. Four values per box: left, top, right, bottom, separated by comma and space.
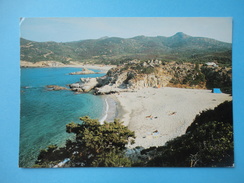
171, 32, 190, 39
131, 35, 149, 39
99, 36, 109, 40
175, 32, 185, 35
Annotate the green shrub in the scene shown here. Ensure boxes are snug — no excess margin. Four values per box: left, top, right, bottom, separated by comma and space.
34, 116, 135, 167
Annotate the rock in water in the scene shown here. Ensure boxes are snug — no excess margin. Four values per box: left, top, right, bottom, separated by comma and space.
46, 85, 69, 91
69, 67, 96, 75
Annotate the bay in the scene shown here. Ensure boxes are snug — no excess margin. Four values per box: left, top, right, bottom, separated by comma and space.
20, 67, 106, 168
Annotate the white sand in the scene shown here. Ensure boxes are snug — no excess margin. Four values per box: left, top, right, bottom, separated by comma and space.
82, 64, 114, 73
111, 87, 232, 149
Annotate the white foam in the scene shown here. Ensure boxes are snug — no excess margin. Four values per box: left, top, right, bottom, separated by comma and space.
99, 97, 109, 124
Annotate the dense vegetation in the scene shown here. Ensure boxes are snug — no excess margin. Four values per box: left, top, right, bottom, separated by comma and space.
21, 32, 232, 66
201, 66, 232, 93
166, 63, 231, 93
34, 116, 135, 167
169, 63, 206, 88
138, 101, 233, 167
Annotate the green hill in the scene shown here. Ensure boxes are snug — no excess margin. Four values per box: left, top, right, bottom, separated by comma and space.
20, 32, 232, 65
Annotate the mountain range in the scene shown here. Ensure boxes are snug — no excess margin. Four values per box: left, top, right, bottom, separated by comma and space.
20, 32, 232, 65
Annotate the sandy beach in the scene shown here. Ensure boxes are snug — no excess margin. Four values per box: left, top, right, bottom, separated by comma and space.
110, 87, 232, 149
21, 61, 232, 149
74, 64, 114, 73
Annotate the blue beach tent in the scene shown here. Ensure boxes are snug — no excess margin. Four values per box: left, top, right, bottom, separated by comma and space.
212, 88, 222, 93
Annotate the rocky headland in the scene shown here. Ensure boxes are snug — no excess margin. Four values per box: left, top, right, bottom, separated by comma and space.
69, 60, 232, 94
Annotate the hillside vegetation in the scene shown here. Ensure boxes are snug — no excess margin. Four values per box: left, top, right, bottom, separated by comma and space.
20, 32, 232, 66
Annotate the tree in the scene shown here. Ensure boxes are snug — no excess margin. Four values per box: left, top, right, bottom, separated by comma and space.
34, 116, 135, 167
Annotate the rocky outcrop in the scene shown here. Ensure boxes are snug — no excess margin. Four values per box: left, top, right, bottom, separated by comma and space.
46, 85, 70, 91
69, 78, 99, 92
68, 61, 172, 94
94, 85, 135, 95
68, 60, 232, 94
69, 68, 96, 75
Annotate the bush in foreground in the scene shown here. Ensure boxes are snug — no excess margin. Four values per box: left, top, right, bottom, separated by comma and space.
34, 116, 135, 167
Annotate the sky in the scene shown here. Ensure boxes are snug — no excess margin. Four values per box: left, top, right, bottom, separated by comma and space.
20, 17, 232, 43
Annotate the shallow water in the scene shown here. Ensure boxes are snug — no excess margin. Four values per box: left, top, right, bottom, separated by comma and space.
20, 67, 106, 167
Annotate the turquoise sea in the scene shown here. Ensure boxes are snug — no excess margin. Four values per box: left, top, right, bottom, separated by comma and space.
20, 67, 106, 168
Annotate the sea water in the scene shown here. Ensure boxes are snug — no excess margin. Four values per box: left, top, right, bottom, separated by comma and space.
20, 67, 106, 167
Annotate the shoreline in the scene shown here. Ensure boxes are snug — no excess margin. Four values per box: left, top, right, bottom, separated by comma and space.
21, 63, 232, 150
100, 95, 120, 123
20, 61, 115, 73
111, 87, 232, 149
99, 94, 128, 125
108, 94, 130, 126
99, 96, 109, 124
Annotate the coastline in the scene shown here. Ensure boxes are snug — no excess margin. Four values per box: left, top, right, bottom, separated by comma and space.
98, 94, 129, 126
20, 61, 115, 73
21, 62, 232, 151
20, 67, 108, 167
100, 95, 120, 123
111, 87, 232, 149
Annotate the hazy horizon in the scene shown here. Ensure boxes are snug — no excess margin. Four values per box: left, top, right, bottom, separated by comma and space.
20, 17, 232, 43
